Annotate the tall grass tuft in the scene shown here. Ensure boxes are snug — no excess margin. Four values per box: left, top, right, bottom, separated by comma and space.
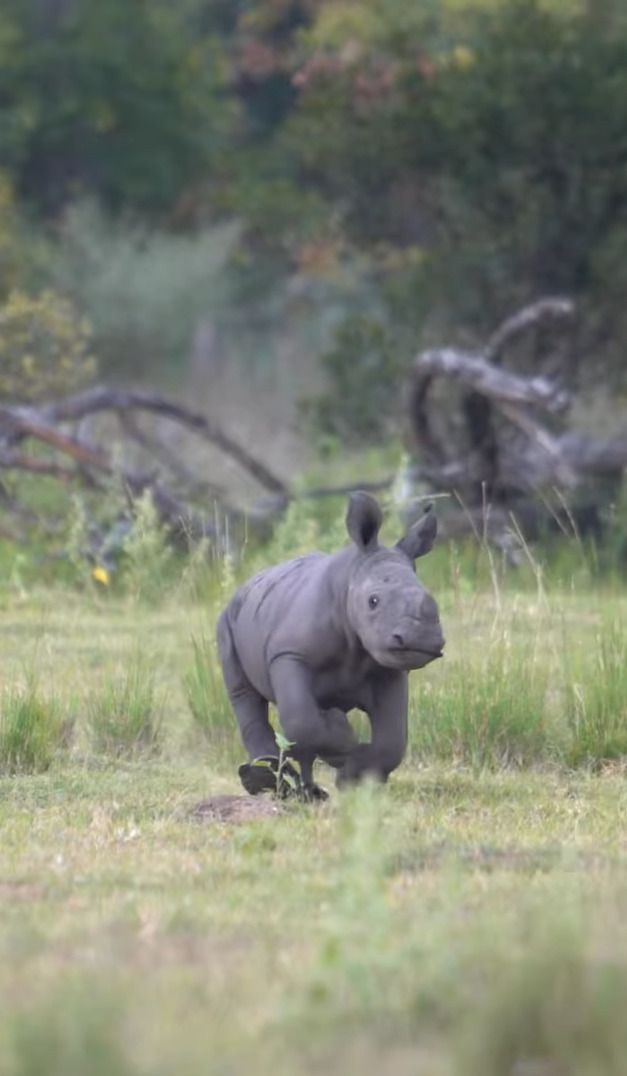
121, 490, 174, 604
565, 617, 627, 768
87, 652, 163, 758
465, 928, 627, 1076
183, 629, 239, 762
409, 628, 549, 771
6, 980, 138, 1076
0, 680, 66, 774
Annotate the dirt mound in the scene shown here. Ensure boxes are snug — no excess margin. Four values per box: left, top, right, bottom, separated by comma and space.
190, 794, 285, 823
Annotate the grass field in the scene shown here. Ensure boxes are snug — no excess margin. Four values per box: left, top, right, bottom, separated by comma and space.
1, 528, 627, 1076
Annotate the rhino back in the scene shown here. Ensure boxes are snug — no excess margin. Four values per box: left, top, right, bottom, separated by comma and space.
225, 551, 351, 697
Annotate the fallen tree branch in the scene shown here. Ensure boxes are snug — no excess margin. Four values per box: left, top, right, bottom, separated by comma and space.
117, 412, 228, 502
484, 296, 575, 365
412, 348, 571, 414
406, 298, 581, 506
35, 385, 288, 497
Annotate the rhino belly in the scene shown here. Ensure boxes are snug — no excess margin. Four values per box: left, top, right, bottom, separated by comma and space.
310, 668, 372, 714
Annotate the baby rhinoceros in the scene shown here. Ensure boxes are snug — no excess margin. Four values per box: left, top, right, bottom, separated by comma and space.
217, 492, 445, 800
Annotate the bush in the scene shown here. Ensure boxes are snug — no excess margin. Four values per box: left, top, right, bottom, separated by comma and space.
52, 201, 240, 377
301, 315, 409, 448
0, 288, 96, 403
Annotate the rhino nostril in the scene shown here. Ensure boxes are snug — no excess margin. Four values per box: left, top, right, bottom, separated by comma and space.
393, 632, 404, 648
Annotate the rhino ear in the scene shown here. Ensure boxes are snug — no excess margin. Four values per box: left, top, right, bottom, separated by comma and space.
346, 491, 383, 552
396, 503, 437, 562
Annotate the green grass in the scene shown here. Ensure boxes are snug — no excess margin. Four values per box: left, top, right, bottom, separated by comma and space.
85, 650, 164, 758
183, 628, 239, 762
0, 553, 627, 1074
409, 623, 550, 770
564, 615, 627, 768
0, 679, 66, 774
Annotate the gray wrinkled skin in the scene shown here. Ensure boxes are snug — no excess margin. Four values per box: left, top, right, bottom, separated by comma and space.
217, 492, 445, 789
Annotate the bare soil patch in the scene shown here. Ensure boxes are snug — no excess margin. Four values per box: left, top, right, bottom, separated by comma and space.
190, 794, 285, 823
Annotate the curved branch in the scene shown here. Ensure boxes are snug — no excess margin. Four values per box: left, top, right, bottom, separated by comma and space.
484, 296, 576, 365
412, 349, 571, 413
34, 385, 288, 497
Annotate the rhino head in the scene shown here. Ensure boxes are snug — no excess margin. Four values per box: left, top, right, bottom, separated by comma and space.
344, 492, 445, 671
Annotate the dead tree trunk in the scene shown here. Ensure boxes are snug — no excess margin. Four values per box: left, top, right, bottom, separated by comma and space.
404, 297, 627, 549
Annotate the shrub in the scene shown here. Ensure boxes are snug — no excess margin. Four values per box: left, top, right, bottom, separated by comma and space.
300, 315, 408, 448
121, 491, 174, 604
53, 201, 240, 377
0, 288, 96, 403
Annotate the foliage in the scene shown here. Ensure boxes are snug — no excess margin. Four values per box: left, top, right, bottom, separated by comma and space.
120, 492, 174, 604
0, 172, 50, 300
0, 0, 230, 218
51, 200, 241, 376
0, 679, 65, 774
0, 288, 96, 403
289, 0, 627, 422
301, 315, 409, 447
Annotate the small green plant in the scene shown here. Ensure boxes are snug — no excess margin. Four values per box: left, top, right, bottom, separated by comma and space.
410, 629, 549, 771
304, 783, 397, 1013
178, 537, 213, 603
122, 491, 173, 603
183, 630, 238, 761
565, 617, 627, 768
265, 498, 320, 562
274, 730, 301, 795
65, 493, 98, 590
0, 680, 65, 774
87, 652, 163, 758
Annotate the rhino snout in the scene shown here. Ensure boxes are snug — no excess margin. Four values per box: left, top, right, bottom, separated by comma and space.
392, 630, 444, 656
390, 611, 445, 659
391, 630, 444, 658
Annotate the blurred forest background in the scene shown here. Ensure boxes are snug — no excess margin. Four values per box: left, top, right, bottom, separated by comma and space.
2, 0, 627, 562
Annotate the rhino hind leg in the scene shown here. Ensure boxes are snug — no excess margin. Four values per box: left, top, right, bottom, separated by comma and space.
216, 612, 278, 760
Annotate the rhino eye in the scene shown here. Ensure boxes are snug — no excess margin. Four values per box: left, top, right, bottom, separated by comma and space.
368, 595, 379, 609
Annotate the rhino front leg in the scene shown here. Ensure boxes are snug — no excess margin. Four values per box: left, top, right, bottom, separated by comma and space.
270, 658, 359, 768
316, 708, 360, 769
336, 671, 408, 786
217, 612, 278, 760
291, 709, 359, 788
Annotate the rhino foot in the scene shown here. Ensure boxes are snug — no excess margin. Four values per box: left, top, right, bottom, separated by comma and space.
238, 757, 328, 803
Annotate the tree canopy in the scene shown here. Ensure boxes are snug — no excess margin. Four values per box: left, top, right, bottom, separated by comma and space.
2, 0, 627, 444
